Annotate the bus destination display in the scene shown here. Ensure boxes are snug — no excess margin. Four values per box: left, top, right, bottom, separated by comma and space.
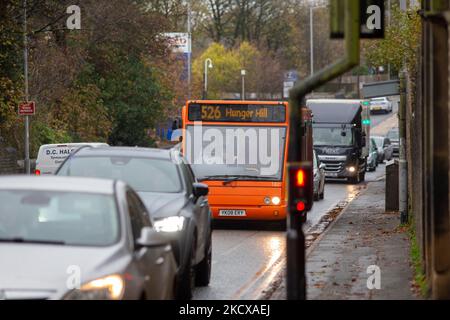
188, 103, 286, 123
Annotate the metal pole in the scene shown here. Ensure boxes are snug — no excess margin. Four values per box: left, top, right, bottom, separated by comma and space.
387, 0, 391, 80
310, 7, 314, 76
241, 70, 246, 100
23, 0, 30, 175
203, 60, 208, 100
187, 0, 192, 100
399, 71, 408, 224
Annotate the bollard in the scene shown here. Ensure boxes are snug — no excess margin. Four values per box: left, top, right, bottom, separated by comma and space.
386, 160, 399, 212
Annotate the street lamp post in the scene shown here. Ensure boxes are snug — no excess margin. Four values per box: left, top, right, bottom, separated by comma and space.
309, 6, 326, 76
241, 69, 246, 100
187, 0, 192, 99
203, 58, 213, 100
23, 0, 30, 175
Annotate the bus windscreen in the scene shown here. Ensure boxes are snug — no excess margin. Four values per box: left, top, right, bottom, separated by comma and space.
188, 103, 286, 123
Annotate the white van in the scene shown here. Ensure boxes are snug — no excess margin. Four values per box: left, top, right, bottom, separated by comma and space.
35, 143, 109, 175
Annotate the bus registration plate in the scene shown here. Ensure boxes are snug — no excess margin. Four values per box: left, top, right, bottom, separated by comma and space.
219, 210, 247, 217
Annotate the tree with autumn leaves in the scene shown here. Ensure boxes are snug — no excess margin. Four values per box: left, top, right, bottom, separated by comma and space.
0, 0, 180, 156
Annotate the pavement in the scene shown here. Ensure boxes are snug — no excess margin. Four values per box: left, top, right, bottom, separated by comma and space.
270, 177, 418, 300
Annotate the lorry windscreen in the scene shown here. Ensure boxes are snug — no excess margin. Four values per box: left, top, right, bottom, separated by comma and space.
313, 127, 354, 147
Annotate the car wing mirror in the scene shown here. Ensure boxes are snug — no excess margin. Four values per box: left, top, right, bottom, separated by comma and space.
319, 163, 326, 170
171, 129, 183, 142
136, 227, 169, 248
193, 183, 209, 198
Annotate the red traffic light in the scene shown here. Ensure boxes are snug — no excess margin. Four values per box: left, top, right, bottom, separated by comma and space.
296, 201, 306, 212
288, 163, 314, 214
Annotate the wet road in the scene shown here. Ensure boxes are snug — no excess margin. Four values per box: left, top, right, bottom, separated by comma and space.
193, 104, 399, 300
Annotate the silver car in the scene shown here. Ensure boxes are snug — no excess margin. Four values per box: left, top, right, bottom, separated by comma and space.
0, 176, 177, 300
372, 135, 394, 163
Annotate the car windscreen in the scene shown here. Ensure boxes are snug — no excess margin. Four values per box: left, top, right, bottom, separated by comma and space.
0, 190, 119, 247
58, 157, 182, 193
370, 98, 386, 103
373, 137, 384, 147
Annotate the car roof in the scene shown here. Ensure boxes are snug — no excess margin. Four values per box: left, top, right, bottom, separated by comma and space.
73, 146, 176, 161
0, 176, 116, 195
39, 143, 108, 148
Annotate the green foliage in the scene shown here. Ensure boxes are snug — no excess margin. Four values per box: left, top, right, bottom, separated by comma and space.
30, 122, 72, 156
1, 0, 173, 156
94, 56, 167, 147
193, 43, 241, 98
192, 41, 282, 99
407, 218, 429, 298
364, 5, 422, 74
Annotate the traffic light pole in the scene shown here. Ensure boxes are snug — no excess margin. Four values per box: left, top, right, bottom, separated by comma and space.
286, 0, 361, 300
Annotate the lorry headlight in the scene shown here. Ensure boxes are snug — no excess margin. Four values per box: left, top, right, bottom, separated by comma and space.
65, 275, 124, 300
154, 216, 185, 233
348, 166, 356, 173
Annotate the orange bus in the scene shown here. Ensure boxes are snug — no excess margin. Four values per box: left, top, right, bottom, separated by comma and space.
181, 100, 291, 222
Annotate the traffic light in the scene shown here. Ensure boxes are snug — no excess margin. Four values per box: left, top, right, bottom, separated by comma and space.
288, 163, 314, 215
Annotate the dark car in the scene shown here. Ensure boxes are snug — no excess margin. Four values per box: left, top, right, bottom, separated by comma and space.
387, 128, 399, 157
56, 147, 212, 300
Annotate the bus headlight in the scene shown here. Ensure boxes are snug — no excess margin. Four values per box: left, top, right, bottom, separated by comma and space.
271, 197, 281, 206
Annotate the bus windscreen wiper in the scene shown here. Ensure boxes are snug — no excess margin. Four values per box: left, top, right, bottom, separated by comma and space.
0, 237, 66, 245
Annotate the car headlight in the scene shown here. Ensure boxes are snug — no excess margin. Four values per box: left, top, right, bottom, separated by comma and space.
65, 275, 124, 300
154, 216, 185, 233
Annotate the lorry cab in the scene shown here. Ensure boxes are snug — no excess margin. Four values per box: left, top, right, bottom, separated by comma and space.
307, 99, 370, 184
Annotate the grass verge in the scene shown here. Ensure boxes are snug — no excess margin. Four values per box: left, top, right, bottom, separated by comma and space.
407, 219, 428, 298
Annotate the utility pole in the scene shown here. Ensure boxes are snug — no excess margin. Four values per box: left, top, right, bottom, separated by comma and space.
23, 0, 30, 175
